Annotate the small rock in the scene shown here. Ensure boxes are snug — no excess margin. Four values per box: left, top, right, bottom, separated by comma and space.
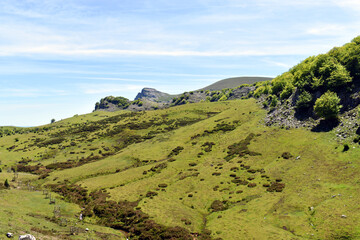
341, 215, 347, 218
309, 207, 314, 211
85, 228, 89, 231
6, 232, 13, 238
296, 156, 301, 160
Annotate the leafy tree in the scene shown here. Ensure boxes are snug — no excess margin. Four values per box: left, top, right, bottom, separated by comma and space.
314, 91, 341, 119
329, 36, 360, 80
326, 63, 352, 89
280, 83, 295, 100
291, 54, 352, 91
51, 118, 56, 124
296, 91, 312, 109
271, 72, 294, 95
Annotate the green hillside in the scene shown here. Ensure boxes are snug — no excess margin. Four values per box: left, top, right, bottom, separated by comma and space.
1, 98, 360, 239
2, 37, 360, 239
201, 77, 272, 91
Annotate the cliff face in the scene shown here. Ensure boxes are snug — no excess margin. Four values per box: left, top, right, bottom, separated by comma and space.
134, 88, 171, 102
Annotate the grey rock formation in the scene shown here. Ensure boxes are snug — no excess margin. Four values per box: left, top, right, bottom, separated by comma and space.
134, 88, 171, 102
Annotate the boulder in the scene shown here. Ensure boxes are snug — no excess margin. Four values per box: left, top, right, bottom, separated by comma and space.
18, 234, 36, 240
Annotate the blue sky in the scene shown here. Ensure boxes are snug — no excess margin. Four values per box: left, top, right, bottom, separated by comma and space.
1, 0, 360, 126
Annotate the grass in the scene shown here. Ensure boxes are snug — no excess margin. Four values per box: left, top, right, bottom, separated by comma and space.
1, 98, 360, 239
200, 76, 272, 91
0, 188, 125, 239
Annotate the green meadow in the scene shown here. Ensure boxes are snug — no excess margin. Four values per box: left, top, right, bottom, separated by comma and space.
1, 98, 360, 239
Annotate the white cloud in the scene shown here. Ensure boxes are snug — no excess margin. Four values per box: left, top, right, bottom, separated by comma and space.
262, 60, 292, 69
334, 0, 360, 11
306, 24, 348, 36
74, 77, 157, 83
79, 83, 143, 95
0, 88, 68, 97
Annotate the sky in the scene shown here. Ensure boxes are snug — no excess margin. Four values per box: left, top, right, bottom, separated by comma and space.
1, 0, 360, 126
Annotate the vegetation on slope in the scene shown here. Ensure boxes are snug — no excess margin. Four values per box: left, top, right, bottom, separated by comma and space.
258, 36, 360, 122
2, 98, 360, 239
3, 37, 360, 239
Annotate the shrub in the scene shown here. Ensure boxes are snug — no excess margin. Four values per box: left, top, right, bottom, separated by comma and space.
271, 72, 294, 95
270, 95, 278, 108
281, 152, 293, 159
343, 144, 350, 152
4, 179, 10, 188
314, 91, 341, 119
219, 95, 228, 101
280, 83, 295, 99
210, 200, 227, 212
296, 91, 312, 109
267, 182, 285, 192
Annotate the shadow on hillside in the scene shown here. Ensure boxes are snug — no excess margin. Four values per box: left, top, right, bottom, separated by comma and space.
294, 108, 312, 121
311, 119, 339, 132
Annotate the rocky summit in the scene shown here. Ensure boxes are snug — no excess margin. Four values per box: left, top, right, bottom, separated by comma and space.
134, 88, 171, 102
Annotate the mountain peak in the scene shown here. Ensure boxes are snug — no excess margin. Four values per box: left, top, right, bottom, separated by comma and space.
134, 88, 171, 101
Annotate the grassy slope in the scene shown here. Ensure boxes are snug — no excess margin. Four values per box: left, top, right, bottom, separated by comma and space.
0, 99, 360, 239
0, 188, 125, 239
200, 76, 272, 91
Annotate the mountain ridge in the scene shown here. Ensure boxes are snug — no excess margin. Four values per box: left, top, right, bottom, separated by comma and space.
95, 76, 269, 112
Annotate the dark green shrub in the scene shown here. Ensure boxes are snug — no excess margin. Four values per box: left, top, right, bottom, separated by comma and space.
296, 91, 312, 109
267, 182, 285, 192
4, 179, 10, 188
314, 91, 341, 119
210, 200, 227, 212
281, 152, 293, 159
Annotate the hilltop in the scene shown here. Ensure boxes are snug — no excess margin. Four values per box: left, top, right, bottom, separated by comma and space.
1, 37, 360, 239
200, 76, 272, 91
94, 76, 268, 112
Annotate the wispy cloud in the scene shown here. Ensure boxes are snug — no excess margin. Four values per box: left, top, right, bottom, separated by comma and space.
73, 77, 157, 83
334, 0, 360, 11
262, 60, 292, 69
78, 83, 143, 95
0, 88, 68, 97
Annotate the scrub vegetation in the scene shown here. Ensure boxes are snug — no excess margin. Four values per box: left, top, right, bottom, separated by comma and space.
1, 37, 360, 239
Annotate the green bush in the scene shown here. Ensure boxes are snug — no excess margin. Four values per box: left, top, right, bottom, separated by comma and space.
291, 54, 352, 91
219, 95, 228, 101
270, 95, 278, 108
314, 91, 341, 119
296, 91, 312, 109
271, 72, 294, 95
280, 83, 295, 100
4, 179, 10, 188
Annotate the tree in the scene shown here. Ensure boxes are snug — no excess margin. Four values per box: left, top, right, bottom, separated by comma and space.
314, 91, 341, 119
296, 91, 312, 109
323, 62, 352, 89
271, 72, 294, 95
51, 118, 56, 124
